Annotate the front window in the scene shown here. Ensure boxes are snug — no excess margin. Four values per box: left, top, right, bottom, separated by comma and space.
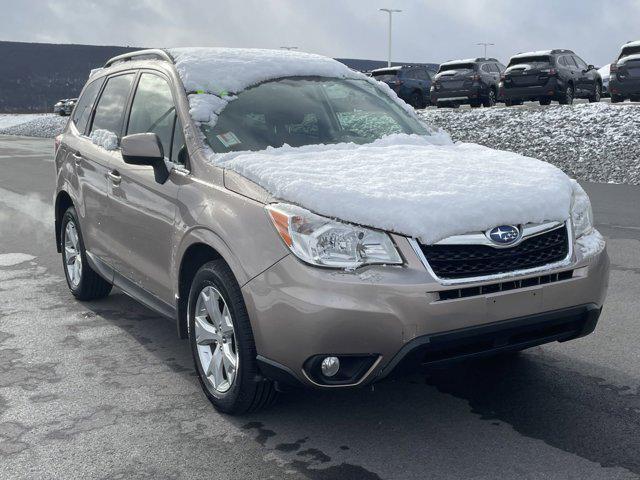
200, 77, 430, 153
508, 56, 552, 68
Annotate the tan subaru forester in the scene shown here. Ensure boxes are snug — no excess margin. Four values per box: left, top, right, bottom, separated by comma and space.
54, 48, 609, 414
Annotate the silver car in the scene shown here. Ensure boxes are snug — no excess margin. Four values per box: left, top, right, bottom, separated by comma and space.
54, 49, 609, 414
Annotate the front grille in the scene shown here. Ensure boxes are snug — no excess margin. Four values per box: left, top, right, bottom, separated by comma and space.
437, 270, 573, 301
420, 225, 569, 280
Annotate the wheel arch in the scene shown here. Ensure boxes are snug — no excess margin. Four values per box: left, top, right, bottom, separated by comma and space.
174, 231, 248, 340
55, 190, 74, 253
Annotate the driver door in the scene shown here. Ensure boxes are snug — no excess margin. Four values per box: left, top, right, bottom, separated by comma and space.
105, 71, 187, 306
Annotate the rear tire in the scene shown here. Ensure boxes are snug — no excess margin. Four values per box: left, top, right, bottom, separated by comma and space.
611, 94, 624, 103
559, 84, 574, 105
409, 91, 424, 109
482, 89, 497, 107
539, 98, 552, 106
188, 260, 277, 414
61, 207, 112, 300
589, 83, 602, 103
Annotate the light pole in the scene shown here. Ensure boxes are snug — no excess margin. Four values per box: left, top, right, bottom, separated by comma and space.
280, 46, 298, 51
380, 8, 402, 67
477, 42, 495, 58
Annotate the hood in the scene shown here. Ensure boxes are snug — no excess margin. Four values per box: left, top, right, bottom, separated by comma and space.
212, 134, 574, 245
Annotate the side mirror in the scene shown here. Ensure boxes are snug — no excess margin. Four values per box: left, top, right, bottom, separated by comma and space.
588, 64, 595, 71
121, 133, 170, 184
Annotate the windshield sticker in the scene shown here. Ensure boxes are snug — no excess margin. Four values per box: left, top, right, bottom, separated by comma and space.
216, 131, 241, 148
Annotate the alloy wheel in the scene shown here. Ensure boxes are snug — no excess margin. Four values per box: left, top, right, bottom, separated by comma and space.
64, 221, 82, 288
194, 286, 238, 393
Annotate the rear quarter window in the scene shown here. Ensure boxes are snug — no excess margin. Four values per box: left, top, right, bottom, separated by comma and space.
71, 78, 104, 135
90, 73, 136, 141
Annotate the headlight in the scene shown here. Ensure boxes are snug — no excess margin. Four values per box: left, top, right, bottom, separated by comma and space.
266, 203, 402, 269
571, 183, 593, 239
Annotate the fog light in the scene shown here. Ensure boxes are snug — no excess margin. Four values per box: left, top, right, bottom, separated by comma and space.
321, 356, 340, 377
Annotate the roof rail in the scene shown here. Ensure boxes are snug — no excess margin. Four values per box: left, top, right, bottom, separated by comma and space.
104, 49, 173, 68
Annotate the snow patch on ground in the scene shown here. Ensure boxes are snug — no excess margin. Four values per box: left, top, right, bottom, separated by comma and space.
0, 253, 35, 267
419, 103, 640, 185
213, 134, 574, 244
0, 114, 67, 138
90, 129, 119, 150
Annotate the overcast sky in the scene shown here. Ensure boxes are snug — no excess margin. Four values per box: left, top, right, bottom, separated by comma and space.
2, 0, 638, 66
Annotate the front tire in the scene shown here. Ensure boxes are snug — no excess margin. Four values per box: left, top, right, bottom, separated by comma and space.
611, 94, 624, 103
482, 89, 497, 107
61, 207, 112, 300
589, 83, 602, 103
188, 260, 277, 414
539, 98, 552, 106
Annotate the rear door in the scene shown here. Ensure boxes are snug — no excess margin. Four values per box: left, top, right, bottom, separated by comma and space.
104, 70, 186, 305
74, 73, 135, 264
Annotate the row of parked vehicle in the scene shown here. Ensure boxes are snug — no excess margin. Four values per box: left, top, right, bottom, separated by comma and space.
371, 40, 640, 108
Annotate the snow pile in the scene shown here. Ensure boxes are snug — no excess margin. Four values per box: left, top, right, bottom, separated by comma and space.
90, 129, 119, 150
0, 114, 48, 129
419, 103, 640, 185
214, 134, 574, 244
0, 114, 67, 138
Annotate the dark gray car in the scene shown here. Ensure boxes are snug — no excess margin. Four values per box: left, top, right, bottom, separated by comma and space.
431, 58, 505, 108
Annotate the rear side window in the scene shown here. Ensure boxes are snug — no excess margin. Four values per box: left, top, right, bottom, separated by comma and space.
72, 79, 103, 134
127, 73, 176, 160
90, 73, 135, 140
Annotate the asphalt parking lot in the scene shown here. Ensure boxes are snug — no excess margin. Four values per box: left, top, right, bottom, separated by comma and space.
1, 134, 639, 480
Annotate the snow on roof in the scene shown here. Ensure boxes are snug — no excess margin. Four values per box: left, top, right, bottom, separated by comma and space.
440, 58, 477, 66
510, 50, 553, 59
168, 47, 360, 95
212, 134, 574, 244
618, 53, 640, 65
622, 40, 640, 49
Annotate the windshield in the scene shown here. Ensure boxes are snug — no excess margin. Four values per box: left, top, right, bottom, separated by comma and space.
620, 46, 640, 59
438, 63, 475, 73
508, 56, 551, 68
200, 77, 430, 153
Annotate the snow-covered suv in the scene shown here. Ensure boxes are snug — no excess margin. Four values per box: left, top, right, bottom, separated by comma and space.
500, 49, 602, 106
53, 48, 609, 414
609, 40, 640, 103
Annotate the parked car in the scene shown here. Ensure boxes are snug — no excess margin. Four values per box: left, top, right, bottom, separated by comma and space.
598, 64, 610, 97
430, 58, 505, 108
371, 65, 433, 108
54, 48, 608, 414
499, 49, 602, 106
54, 98, 77, 116
609, 40, 640, 103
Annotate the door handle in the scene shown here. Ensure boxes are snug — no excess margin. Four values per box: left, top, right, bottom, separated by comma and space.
72, 152, 83, 166
108, 170, 122, 186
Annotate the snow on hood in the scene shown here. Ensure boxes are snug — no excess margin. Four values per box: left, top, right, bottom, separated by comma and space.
211, 134, 575, 244
168, 47, 421, 128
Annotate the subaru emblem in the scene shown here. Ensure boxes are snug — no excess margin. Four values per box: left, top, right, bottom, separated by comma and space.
487, 225, 521, 246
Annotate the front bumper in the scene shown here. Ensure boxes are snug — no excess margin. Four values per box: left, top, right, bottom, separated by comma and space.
500, 77, 564, 100
243, 234, 609, 388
